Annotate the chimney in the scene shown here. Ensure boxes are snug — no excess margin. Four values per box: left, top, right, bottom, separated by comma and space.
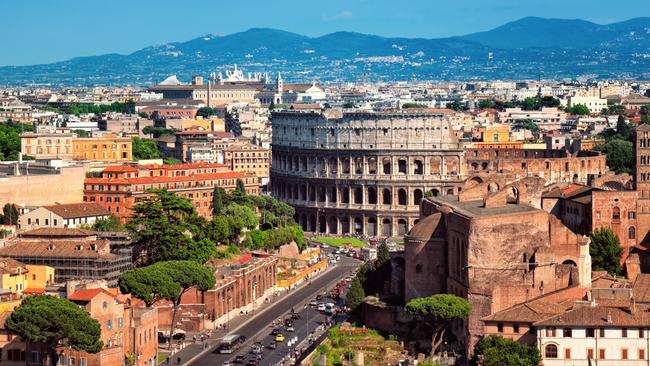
606, 311, 612, 323
631, 297, 636, 315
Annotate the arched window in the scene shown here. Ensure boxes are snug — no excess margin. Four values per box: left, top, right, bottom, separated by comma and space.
629, 226, 636, 239
612, 207, 621, 222
545, 344, 558, 359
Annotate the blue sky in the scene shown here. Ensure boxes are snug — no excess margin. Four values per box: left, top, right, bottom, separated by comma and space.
2, 0, 648, 66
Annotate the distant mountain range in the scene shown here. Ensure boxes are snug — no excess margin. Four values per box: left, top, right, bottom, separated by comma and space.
1, 16, 650, 86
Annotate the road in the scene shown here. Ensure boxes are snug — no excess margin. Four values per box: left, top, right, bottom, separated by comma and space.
189, 254, 358, 366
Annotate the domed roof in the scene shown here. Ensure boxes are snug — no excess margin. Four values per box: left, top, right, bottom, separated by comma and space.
406, 212, 445, 240
159, 75, 183, 85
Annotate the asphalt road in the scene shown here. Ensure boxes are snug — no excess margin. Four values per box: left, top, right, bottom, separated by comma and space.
189, 254, 359, 366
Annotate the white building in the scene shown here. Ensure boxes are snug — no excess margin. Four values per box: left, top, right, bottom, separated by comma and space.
536, 304, 650, 365
18, 203, 110, 230
563, 96, 608, 114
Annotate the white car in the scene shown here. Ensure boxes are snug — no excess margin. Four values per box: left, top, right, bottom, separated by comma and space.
317, 303, 326, 311
335, 249, 341, 254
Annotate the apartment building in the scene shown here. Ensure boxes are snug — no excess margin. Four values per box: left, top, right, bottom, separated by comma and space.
18, 203, 110, 230
20, 129, 75, 159
497, 107, 567, 132
83, 162, 259, 222
72, 135, 132, 161
224, 141, 270, 185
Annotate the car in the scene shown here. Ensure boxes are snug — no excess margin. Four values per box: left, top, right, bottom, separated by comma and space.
317, 303, 326, 311
246, 360, 258, 366
353, 253, 361, 260
286, 325, 295, 332
222, 361, 232, 366
284, 319, 293, 327
275, 334, 285, 342
234, 355, 246, 363
171, 333, 186, 340
336, 255, 341, 261
270, 328, 282, 336
309, 299, 318, 307
289, 312, 300, 320
335, 249, 341, 254
267, 342, 277, 350
238, 335, 247, 343
315, 294, 324, 301
321, 244, 329, 248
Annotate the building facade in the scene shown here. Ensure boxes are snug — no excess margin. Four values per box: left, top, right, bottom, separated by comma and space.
72, 136, 132, 162
83, 163, 259, 222
271, 110, 466, 237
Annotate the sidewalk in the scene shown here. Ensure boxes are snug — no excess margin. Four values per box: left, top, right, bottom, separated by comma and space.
159, 263, 336, 365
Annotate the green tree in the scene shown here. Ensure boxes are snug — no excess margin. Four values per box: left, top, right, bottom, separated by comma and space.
342, 101, 356, 109
137, 112, 150, 119
401, 103, 429, 109
131, 137, 161, 160
345, 276, 365, 311
223, 203, 258, 245
206, 215, 232, 245
608, 104, 625, 115
142, 126, 176, 138
566, 104, 591, 115
588, 227, 623, 276
157, 261, 216, 346
163, 157, 182, 165
603, 139, 633, 174
478, 99, 496, 109
0, 121, 36, 161
118, 265, 181, 306
212, 187, 225, 216
377, 242, 390, 265
448, 100, 465, 111
472, 335, 541, 366
616, 114, 631, 140
2, 203, 19, 225
127, 189, 215, 265
6, 295, 103, 366
406, 294, 471, 357
91, 215, 125, 232
196, 107, 217, 118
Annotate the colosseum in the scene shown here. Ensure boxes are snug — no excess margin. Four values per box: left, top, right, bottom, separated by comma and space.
270, 110, 466, 237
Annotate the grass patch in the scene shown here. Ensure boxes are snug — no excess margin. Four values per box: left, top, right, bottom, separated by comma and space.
313, 237, 368, 248
157, 354, 168, 364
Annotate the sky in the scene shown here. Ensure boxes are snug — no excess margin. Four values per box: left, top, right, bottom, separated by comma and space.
2, 0, 648, 66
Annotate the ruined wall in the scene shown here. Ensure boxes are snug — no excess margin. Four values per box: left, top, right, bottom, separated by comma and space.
0, 165, 87, 207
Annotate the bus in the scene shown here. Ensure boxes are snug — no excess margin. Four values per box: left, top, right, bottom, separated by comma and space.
217, 334, 242, 354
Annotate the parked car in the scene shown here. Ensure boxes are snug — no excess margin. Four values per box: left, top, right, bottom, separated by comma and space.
222, 361, 232, 366
317, 303, 326, 311
267, 342, 277, 350
172, 333, 186, 340
275, 334, 285, 342
309, 299, 318, 307
286, 325, 295, 332
246, 360, 258, 366
270, 328, 282, 336
315, 294, 324, 301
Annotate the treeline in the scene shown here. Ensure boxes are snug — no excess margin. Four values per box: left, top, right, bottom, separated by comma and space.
65, 100, 135, 116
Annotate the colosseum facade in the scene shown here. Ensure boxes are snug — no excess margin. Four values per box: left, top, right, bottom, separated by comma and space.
270, 110, 466, 237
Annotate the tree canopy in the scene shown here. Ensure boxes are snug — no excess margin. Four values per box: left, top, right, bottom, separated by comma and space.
345, 276, 366, 311
565, 104, 591, 115
588, 227, 623, 276
472, 335, 541, 366
1, 203, 19, 225
406, 294, 471, 357
90, 215, 125, 232
602, 139, 633, 174
127, 189, 216, 265
66, 100, 135, 116
6, 295, 103, 365
131, 137, 162, 160
0, 121, 36, 161
402, 103, 429, 109
377, 242, 390, 266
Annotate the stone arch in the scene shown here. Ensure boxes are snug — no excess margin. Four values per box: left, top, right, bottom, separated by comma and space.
471, 162, 479, 171
329, 186, 337, 203
354, 187, 363, 204
341, 217, 350, 234
300, 214, 307, 231
367, 187, 377, 204
430, 157, 441, 175
318, 215, 326, 233
506, 186, 519, 203
341, 157, 350, 174
367, 217, 377, 237
487, 182, 500, 192
353, 217, 363, 235
430, 188, 440, 197
368, 157, 377, 174
397, 218, 408, 236
398, 188, 408, 206
300, 184, 307, 201
309, 214, 316, 232
328, 157, 338, 174
481, 162, 488, 170
354, 157, 364, 174
562, 259, 577, 267
383, 188, 392, 205
341, 187, 350, 204
397, 158, 408, 174
382, 158, 392, 174
382, 218, 392, 237
328, 216, 338, 234
414, 159, 424, 175
413, 188, 423, 206
318, 186, 326, 203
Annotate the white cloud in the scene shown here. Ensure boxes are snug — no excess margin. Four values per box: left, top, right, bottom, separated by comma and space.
322, 10, 354, 21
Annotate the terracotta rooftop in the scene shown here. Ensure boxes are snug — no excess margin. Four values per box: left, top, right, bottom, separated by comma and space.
633, 274, 650, 304
102, 165, 139, 173
86, 171, 250, 185
482, 299, 570, 323
535, 305, 650, 327
42, 203, 110, 219
0, 257, 28, 275
0, 240, 116, 259
68, 288, 116, 302
20, 227, 97, 238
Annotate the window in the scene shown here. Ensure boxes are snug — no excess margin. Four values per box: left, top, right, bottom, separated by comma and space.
629, 211, 636, 219
545, 327, 557, 337
586, 328, 595, 337
564, 348, 571, 359
563, 328, 572, 337
80, 357, 86, 366
29, 351, 38, 363
640, 349, 646, 360
544, 344, 558, 358
599, 349, 605, 359
107, 319, 113, 329
69, 356, 76, 366
587, 348, 594, 360
629, 227, 636, 239
613, 206, 621, 222
622, 328, 628, 338
118, 317, 123, 329
640, 328, 645, 338
599, 328, 605, 337
497, 323, 503, 333
102, 301, 108, 309
622, 348, 629, 360
513, 324, 520, 334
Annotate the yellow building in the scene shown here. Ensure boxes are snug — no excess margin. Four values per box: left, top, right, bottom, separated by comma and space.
224, 141, 269, 184
0, 259, 53, 296
180, 117, 226, 132
72, 135, 132, 161
480, 124, 510, 143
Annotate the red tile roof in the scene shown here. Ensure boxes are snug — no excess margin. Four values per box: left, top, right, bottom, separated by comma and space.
22, 288, 45, 294
68, 288, 116, 301
85, 171, 250, 185
42, 203, 110, 219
